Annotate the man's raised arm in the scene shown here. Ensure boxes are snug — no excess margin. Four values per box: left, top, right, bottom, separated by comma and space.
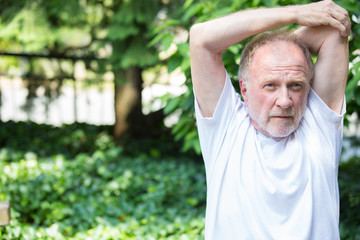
189, 7, 297, 117
189, 0, 350, 117
295, 25, 350, 114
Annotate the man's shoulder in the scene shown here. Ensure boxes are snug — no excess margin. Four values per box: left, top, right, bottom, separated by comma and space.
195, 71, 245, 122
305, 88, 345, 124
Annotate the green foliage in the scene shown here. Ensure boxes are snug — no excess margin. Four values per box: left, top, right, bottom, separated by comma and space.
0, 0, 175, 86
339, 153, 360, 239
107, 0, 163, 70
0, 121, 112, 159
344, 0, 360, 123
0, 121, 206, 239
0, 0, 86, 53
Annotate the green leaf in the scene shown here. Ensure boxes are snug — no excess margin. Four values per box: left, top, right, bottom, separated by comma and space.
108, 24, 139, 41
148, 33, 167, 47
183, 2, 203, 21
184, 0, 195, 9
161, 34, 174, 51
167, 54, 183, 73
164, 97, 181, 115
148, 33, 174, 50
193, 138, 201, 155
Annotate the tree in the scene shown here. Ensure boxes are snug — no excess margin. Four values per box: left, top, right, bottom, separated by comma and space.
0, 0, 183, 140
107, 0, 165, 139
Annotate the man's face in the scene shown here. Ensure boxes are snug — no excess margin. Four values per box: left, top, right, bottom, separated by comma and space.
240, 41, 311, 139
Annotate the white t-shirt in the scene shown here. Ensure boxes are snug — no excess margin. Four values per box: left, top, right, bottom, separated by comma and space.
195, 72, 345, 240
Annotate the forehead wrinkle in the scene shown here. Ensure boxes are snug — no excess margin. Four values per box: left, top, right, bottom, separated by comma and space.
255, 66, 308, 80
261, 60, 309, 72
256, 71, 309, 88
267, 69, 308, 79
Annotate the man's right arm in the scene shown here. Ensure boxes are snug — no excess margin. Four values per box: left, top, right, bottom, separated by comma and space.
189, 0, 350, 118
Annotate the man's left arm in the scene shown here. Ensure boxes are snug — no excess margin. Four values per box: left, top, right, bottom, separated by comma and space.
295, 22, 350, 114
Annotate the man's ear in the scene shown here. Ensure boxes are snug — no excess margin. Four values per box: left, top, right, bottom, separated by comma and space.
239, 78, 248, 105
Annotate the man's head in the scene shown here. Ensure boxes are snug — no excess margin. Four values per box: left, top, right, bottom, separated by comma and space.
239, 29, 314, 139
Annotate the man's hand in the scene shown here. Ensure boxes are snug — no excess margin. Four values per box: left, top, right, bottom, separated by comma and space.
294, 0, 351, 37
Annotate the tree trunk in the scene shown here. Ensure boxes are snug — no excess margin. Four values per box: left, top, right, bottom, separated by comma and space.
113, 67, 165, 140
113, 67, 141, 139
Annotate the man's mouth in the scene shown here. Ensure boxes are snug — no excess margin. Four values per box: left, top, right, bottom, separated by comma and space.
271, 116, 294, 120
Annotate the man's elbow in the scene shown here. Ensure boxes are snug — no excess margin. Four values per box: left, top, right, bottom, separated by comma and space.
190, 23, 223, 56
189, 23, 206, 50
325, 26, 349, 45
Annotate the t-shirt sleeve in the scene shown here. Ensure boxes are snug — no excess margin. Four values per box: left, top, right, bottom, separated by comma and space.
306, 88, 346, 166
308, 88, 346, 123
194, 72, 246, 169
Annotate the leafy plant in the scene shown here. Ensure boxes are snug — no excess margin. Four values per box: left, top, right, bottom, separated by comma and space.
0, 121, 206, 239
339, 155, 360, 240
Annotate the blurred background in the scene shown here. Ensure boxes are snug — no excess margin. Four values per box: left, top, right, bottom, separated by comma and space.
0, 0, 359, 239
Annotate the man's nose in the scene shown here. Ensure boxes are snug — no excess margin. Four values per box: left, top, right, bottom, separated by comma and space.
276, 88, 293, 109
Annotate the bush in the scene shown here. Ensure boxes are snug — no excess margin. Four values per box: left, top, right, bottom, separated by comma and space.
0, 121, 205, 239
339, 156, 360, 240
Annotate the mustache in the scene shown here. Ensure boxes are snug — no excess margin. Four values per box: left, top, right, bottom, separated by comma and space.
269, 108, 295, 117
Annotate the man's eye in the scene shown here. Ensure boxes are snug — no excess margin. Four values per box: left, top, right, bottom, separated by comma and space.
291, 83, 303, 90
264, 83, 275, 88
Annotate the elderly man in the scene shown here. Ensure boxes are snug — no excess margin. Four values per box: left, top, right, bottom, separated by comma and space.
189, 0, 350, 239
